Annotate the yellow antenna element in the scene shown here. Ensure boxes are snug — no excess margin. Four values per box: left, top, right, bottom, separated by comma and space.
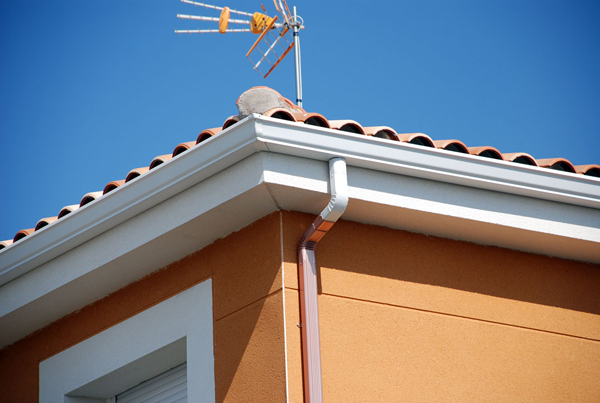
175, 0, 304, 105
219, 7, 230, 33
250, 12, 274, 34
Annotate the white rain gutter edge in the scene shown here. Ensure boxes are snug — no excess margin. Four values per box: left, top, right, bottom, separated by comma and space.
1, 114, 598, 287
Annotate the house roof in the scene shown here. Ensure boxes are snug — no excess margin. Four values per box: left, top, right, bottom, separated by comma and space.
1, 87, 598, 250
1, 87, 599, 349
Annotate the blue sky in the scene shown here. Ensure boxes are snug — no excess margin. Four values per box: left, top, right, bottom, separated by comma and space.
1, 0, 599, 242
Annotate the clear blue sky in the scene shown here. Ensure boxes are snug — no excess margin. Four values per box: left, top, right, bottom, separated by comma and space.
1, 0, 599, 242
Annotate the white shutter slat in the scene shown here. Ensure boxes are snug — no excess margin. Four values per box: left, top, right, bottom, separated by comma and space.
116, 363, 187, 403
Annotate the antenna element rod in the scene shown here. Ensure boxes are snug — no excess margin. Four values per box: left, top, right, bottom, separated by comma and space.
180, 0, 254, 17
177, 14, 250, 24
293, 6, 303, 108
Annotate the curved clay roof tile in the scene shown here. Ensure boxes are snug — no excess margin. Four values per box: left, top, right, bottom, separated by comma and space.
14, 228, 34, 243
502, 153, 538, 166
328, 120, 365, 135
125, 167, 150, 183
574, 164, 600, 177
0, 239, 13, 250
263, 108, 297, 122
397, 133, 435, 147
58, 204, 79, 219
536, 158, 576, 173
303, 113, 330, 128
172, 141, 196, 157
287, 111, 330, 128
197, 127, 223, 144
468, 146, 503, 160
433, 139, 469, 153
363, 126, 399, 141
150, 154, 173, 170
35, 216, 58, 231
103, 179, 125, 195
222, 115, 240, 129
80, 191, 103, 207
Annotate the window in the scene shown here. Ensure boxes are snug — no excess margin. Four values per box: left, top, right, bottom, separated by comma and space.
39, 280, 214, 403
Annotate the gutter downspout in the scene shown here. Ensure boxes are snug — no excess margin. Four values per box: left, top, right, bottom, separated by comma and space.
297, 157, 348, 403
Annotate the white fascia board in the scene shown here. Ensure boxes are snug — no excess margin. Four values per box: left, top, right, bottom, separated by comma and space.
253, 116, 600, 209
0, 153, 279, 348
0, 116, 267, 287
1, 115, 599, 287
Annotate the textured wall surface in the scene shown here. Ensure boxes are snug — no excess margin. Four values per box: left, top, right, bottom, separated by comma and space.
1, 210, 598, 402
0, 212, 287, 403
281, 212, 600, 402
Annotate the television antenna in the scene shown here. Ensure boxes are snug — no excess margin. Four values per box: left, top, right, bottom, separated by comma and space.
175, 0, 305, 107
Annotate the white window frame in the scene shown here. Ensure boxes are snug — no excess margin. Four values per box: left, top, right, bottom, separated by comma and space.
39, 279, 215, 403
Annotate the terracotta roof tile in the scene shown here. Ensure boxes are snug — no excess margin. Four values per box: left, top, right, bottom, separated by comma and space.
80, 191, 103, 207
58, 204, 79, 219
150, 154, 173, 170
125, 167, 150, 183
263, 107, 296, 122
468, 146, 503, 160
197, 127, 223, 144
103, 179, 125, 195
172, 141, 196, 157
289, 111, 330, 128
328, 120, 365, 134
363, 126, 399, 141
433, 139, 469, 154
2, 86, 598, 249
397, 133, 435, 148
502, 152, 538, 166
222, 115, 239, 129
537, 158, 576, 173
575, 164, 600, 177
35, 216, 58, 231
13, 228, 34, 243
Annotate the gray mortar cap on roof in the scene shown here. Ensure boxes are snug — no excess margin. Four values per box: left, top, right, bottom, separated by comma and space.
236, 87, 289, 119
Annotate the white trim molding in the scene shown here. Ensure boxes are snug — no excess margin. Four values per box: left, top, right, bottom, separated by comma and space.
39, 279, 215, 403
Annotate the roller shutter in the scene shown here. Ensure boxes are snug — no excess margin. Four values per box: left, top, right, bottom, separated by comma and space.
116, 363, 187, 403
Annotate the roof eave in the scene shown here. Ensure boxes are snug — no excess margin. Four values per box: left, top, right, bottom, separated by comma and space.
1, 114, 599, 288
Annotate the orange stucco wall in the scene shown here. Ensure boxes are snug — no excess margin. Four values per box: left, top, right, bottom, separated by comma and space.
0, 212, 288, 403
1, 210, 599, 402
281, 213, 600, 402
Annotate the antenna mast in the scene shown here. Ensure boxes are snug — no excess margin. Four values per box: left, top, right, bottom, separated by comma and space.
292, 6, 303, 107
175, 0, 305, 107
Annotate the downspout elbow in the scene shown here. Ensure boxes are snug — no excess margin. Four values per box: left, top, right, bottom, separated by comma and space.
300, 157, 349, 246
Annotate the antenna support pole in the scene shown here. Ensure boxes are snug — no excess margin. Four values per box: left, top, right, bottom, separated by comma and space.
292, 6, 303, 108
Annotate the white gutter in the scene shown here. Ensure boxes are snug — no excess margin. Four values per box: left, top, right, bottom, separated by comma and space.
297, 158, 348, 403
252, 117, 600, 209
1, 114, 599, 286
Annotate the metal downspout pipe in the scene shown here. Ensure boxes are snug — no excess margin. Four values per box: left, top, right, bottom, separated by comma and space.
297, 157, 348, 403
